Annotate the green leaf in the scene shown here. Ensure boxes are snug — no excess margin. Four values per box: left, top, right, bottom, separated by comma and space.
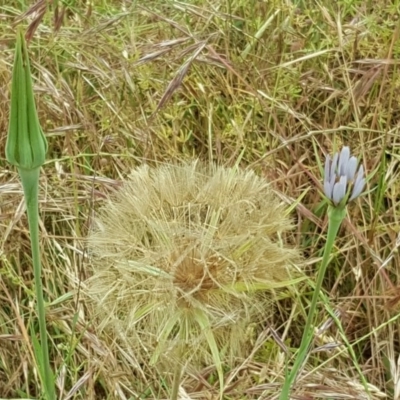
150, 312, 181, 365
192, 309, 224, 399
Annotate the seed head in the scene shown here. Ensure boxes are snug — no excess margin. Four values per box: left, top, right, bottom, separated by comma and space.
323, 146, 365, 207
86, 162, 300, 369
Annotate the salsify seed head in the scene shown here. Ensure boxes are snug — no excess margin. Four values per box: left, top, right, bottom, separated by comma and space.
86, 162, 300, 367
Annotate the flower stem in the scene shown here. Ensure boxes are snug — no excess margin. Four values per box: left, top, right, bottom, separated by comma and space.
170, 360, 183, 400
20, 168, 55, 400
279, 205, 346, 399
170, 335, 185, 400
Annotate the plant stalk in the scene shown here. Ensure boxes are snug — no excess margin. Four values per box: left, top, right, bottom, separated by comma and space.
20, 168, 55, 400
170, 359, 183, 400
279, 205, 346, 399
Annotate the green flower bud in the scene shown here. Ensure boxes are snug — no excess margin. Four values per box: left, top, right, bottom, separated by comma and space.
6, 30, 47, 171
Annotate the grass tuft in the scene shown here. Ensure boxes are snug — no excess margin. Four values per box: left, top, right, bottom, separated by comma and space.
1, 0, 400, 398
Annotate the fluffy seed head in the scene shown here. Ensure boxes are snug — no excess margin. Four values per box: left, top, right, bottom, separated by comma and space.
86, 162, 300, 368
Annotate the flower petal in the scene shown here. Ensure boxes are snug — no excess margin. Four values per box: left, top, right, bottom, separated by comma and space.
349, 178, 365, 201
356, 165, 364, 181
338, 147, 350, 176
332, 175, 347, 205
324, 154, 331, 181
346, 156, 358, 180
324, 180, 333, 200
330, 152, 339, 180
349, 165, 365, 201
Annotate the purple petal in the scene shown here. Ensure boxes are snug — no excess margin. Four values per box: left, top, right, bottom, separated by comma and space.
324, 180, 333, 199
330, 152, 339, 179
330, 175, 336, 193
356, 165, 364, 181
324, 154, 331, 182
332, 175, 347, 205
350, 174, 365, 201
338, 147, 350, 176
346, 156, 358, 180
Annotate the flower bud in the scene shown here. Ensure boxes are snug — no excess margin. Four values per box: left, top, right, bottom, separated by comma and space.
6, 30, 47, 171
323, 146, 365, 207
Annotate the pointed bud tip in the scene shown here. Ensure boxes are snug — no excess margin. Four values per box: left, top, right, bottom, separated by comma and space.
5, 30, 47, 170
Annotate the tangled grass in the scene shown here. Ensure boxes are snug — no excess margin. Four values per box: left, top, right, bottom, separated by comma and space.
0, 0, 400, 399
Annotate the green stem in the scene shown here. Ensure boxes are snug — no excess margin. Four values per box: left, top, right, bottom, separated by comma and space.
170, 327, 185, 400
279, 205, 346, 400
20, 168, 55, 400
170, 358, 183, 400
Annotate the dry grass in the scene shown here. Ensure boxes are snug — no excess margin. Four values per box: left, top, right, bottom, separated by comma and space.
0, 0, 400, 399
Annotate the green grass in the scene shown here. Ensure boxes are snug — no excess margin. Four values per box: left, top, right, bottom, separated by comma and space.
1, 0, 400, 399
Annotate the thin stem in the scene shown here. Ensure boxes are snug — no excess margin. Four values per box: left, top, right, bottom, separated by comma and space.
20, 168, 55, 400
170, 358, 183, 400
170, 331, 185, 400
279, 205, 346, 399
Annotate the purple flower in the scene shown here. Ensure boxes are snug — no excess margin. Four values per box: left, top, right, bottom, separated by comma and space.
323, 147, 365, 206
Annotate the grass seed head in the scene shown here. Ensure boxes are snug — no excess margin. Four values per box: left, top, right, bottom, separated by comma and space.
86, 162, 300, 368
